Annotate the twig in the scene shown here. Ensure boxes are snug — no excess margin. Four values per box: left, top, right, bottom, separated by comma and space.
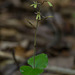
25, 18, 36, 28
0, 51, 25, 62
46, 66, 75, 75
12, 49, 20, 69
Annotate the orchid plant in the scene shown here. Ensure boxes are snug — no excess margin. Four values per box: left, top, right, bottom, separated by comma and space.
20, 0, 53, 75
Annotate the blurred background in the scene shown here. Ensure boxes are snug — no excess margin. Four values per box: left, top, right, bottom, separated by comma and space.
0, 0, 75, 75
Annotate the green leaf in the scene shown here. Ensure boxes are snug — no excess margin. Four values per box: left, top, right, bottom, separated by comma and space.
28, 53, 48, 69
47, 1, 53, 7
20, 66, 43, 75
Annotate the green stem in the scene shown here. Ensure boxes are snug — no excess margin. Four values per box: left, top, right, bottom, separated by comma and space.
33, 20, 38, 68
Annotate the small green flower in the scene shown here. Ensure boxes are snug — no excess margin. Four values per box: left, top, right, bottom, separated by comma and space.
47, 1, 53, 7
30, 1, 38, 8
36, 12, 41, 20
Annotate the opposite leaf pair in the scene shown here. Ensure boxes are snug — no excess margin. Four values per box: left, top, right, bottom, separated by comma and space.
20, 53, 48, 75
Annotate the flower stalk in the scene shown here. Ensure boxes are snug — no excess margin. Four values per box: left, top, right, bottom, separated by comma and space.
33, 20, 38, 68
